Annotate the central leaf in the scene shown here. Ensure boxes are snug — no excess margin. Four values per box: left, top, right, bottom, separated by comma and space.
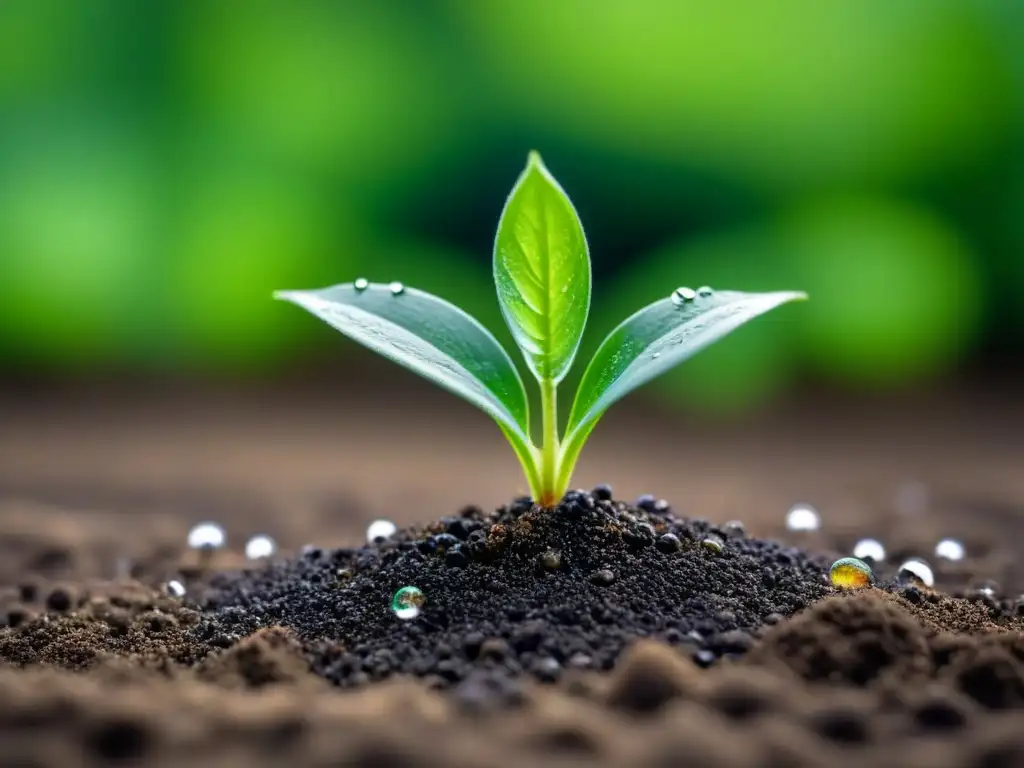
493, 151, 591, 384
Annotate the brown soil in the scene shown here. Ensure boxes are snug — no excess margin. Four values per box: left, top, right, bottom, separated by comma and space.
1, 379, 1023, 767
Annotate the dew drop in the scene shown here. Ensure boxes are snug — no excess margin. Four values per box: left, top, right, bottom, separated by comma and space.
671, 286, 697, 306
829, 557, 875, 589
244, 534, 276, 560
354, 277, 369, 292
366, 519, 398, 544
187, 522, 226, 551
852, 538, 886, 563
897, 558, 934, 588
934, 538, 965, 562
388, 281, 405, 296
651, 352, 661, 360
785, 503, 820, 532
697, 286, 714, 297
392, 586, 425, 620
700, 535, 724, 554
163, 580, 186, 598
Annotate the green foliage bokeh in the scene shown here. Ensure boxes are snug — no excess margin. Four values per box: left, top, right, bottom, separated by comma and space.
1, 0, 1021, 412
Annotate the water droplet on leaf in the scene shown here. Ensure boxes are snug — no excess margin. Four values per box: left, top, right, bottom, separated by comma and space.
671, 286, 697, 306
366, 519, 398, 544
244, 534, 276, 560
391, 586, 425, 620
852, 538, 886, 563
829, 557, 875, 589
388, 281, 405, 295
354, 278, 369, 292
697, 286, 713, 297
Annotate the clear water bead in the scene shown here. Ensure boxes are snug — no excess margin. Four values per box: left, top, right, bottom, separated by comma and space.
366, 519, 398, 544
700, 535, 724, 553
392, 586, 425, 620
187, 522, 226, 550
934, 538, 965, 562
353, 277, 369, 291
388, 281, 405, 296
852, 538, 886, 563
897, 558, 935, 588
785, 503, 820, 532
671, 286, 697, 306
164, 580, 186, 598
697, 286, 714, 297
244, 534, 276, 560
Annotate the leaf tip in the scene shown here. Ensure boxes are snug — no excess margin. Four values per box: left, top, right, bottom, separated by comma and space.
526, 149, 548, 174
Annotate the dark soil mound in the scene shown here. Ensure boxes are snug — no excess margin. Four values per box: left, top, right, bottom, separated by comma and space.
197, 492, 831, 689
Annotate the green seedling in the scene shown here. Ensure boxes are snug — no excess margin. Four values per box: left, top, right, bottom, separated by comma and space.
276, 152, 805, 507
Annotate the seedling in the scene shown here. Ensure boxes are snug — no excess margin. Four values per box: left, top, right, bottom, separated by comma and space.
276, 152, 805, 507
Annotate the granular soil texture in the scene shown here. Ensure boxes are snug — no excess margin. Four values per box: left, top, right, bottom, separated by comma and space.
196, 492, 832, 689
4, 491, 1024, 766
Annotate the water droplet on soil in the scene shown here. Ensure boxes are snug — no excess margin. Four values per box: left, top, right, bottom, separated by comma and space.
897, 558, 934, 588
969, 579, 999, 599
244, 534, 276, 560
187, 522, 225, 550
852, 538, 886, 563
829, 557, 875, 589
671, 286, 697, 306
785, 503, 820, 532
163, 580, 186, 598
354, 278, 369, 292
539, 550, 562, 569
366, 519, 398, 544
934, 538, 965, 561
700, 535, 724, 553
388, 281, 405, 295
391, 586, 425, 620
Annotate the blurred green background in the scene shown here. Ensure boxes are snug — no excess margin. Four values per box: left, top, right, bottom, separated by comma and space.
1, 0, 1022, 414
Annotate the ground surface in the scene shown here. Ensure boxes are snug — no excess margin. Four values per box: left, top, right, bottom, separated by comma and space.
1, 377, 1023, 767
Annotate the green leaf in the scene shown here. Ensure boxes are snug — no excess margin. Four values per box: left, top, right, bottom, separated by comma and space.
275, 282, 539, 488
494, 151, 591, 383
558, 289, 806, 488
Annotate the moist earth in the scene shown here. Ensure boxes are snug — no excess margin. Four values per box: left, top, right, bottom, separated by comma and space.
2, 487, 1024, 767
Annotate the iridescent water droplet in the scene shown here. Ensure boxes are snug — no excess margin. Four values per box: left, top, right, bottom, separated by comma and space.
829, 557, 875, 589
671, 286, 697, 306
244, 534, 276, 560
700, 535, 724, 553
852, 538, 886, 563
354, 277, 369, 292
388, 281, 405, 296
697, 286, 713, 297
366, 519, 398, 544
392, 586, 425, 620
934, 538, 965, 561
187, 522, 226, 550
785, 503, 820, 532
897, 558, 934, 588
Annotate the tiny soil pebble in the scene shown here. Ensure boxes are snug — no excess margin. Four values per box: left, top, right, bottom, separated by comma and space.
196, 494, 831, 687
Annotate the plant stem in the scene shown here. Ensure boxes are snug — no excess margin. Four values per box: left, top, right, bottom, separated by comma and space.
539, 378, 560, 506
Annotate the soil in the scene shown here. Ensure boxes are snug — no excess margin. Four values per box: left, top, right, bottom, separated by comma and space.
2, 380, 1024, 767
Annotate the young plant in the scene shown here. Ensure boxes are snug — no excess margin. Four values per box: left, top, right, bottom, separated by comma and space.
275, 152, 805, 507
